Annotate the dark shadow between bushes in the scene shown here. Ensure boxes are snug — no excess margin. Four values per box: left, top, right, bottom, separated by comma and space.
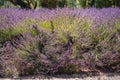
17, 71, 120, 79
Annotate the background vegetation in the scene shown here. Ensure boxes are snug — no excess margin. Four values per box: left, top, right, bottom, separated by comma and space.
0, 0, 120, 9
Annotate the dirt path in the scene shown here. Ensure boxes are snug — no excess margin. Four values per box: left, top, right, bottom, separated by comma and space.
1, 72, 120, 80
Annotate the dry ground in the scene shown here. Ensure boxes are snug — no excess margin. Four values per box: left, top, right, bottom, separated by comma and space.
1, 72, 119, 80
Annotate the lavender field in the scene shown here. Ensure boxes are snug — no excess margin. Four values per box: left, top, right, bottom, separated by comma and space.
0, 8, 120, 78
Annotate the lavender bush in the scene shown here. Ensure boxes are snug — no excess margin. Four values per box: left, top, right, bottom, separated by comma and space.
0, 8, 120, 77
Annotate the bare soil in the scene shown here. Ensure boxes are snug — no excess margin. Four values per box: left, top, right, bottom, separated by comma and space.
8, 72, 120, 80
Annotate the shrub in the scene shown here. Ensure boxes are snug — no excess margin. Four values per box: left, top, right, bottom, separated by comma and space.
0, 8, 120, 77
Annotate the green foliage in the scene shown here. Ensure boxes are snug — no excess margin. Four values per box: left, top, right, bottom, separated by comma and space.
24, 0, 39, 9
40, 0, 58, 8
78, 0, 120, 8
0, 0, 18, 8
1, 0, 120, 9
0, 0, 4, 7
65, 0, 80, 8
59, 64, 78, 74
0, 28, 19, 42
5, 0, 39, 9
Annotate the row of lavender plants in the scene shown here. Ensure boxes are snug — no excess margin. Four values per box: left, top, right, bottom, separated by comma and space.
0, 8, 120, 78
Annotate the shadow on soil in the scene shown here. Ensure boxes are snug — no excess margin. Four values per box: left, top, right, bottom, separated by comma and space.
18, 71, 120, 79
